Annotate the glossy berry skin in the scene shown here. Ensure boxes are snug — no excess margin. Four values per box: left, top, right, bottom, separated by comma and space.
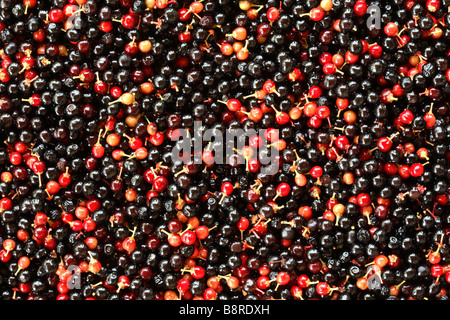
276, 183, 290, 197
384, 22, 398, 36
153, 176, 169, 192
316, 282, 332, 295
0, 0, 447, 304
92, 144, 105, 158
297, 275, 313, 288
276, 272, 290, 285
377, 137, 393, 152
221, 182, 234, 196
191, 266, 205, 280
335, 136, 349, 150
266, 7, 280, 22
122, 237, 136, 253
409, 163, 424, 177
356, 193, 371, 207
58, 171, 71, 187
195, 226, 209, 240
399, 110, 413, 124
181, 230, 196, 245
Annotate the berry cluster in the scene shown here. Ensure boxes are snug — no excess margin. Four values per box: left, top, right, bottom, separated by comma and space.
0, 0, 449, 300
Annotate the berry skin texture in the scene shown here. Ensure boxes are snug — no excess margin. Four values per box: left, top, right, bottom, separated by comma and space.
0, 0, 448, 303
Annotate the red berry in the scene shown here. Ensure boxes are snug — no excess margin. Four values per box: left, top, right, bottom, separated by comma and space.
82, 218, 96, 232
221, 182, 234, 196
45, 181, 60, 195
310, 166, 323, 178
356, 193, 371, 207
377, 137, 393, 152
276, 182, 291, 197
309, 8, 324, 21
195, 226, 210, 240
9, 152, 22, 165
181, 230, 197, 245
267, 7, 280, 22
237, 217, 250, 231
316, 282, 331, 295
92, 144, 105, 158
58, 168, 72, 187
276, 271, 290, 285
409, 163, 424, 177
191, 266, 205, 279
426, 0, 440, 11
431, 265, 443, 278
153, 176, 169, 192
335, 135, 350, 150
424, 112, 436, 129
399, 110, 413, 124
122, 236, 136, 252
384, 22, 398, 36
354, 0, 367, 17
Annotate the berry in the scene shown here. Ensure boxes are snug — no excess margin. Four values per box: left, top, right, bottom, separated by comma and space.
0, 0, 447, 303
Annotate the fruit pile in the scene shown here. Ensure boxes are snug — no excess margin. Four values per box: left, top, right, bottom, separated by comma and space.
0, 0, 449, 300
